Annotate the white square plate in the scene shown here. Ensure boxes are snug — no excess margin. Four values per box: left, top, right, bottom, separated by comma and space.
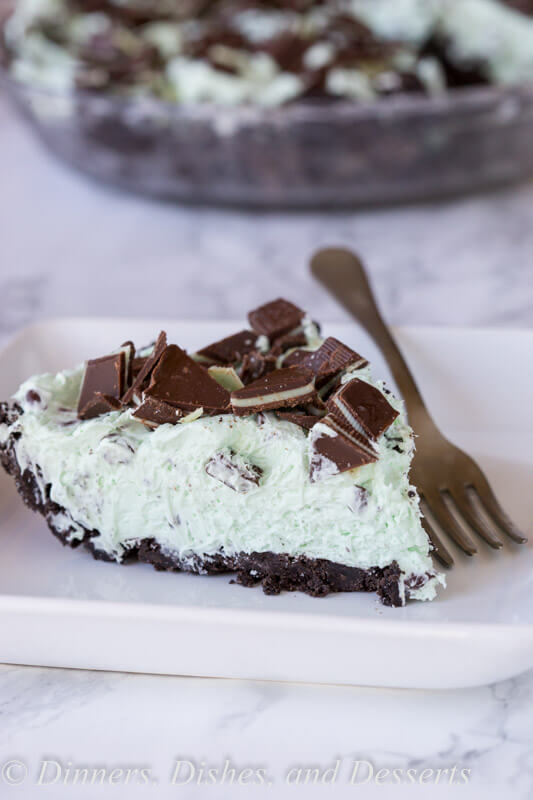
0, 319, 531, 689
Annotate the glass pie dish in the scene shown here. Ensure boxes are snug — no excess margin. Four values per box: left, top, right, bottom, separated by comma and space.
2, 69, 533, 207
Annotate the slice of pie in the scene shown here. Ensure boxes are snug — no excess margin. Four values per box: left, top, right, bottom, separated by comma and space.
0, 299, 444, 606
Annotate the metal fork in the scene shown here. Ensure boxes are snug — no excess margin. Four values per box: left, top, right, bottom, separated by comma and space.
311, 247, 527, 566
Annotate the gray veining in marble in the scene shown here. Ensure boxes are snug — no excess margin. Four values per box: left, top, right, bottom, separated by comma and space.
1, 90, 533, 799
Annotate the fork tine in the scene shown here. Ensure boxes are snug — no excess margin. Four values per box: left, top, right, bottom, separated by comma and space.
422, 490, 478, 556
419, 515, 454, 567
449, 487, 503, 550
471, 480, 528, 544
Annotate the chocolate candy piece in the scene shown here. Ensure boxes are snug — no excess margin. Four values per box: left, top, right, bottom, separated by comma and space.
207, 365, 244, 392
78, 350, 126, 417
275, 411, 319, 430
309, 422, 377, 482
196, 330, 257, 365
284, 337, 367, 389
132, 396, 182, 428
322, 414, 377, 459
239, 351, 277, 385
248, 298, 305, 339
120, 341, 135, 388
122, 331, 167, 405
205, 450, 262, 493
145, 344, 230, 413
132, 356, 147, 378
231, 367, 315, 415
327, 378, 399, 441
78, 393, 122, 421
269, 330, 307, 358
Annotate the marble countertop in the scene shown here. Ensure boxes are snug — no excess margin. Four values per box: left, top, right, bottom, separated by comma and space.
1, 92, 532, 799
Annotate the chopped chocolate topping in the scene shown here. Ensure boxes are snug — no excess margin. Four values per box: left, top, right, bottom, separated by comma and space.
304, 394, 327, 417
239, 351, 277, 385
207, 365, 244, 392
145, 344, 230, 413
248, 298, 304, 339
327, 378, 399, 441
131, 356, 147, 379
275, 411, 319, 430
122, 330, 167, 405
309, 423, 377, 482
205, 449, 262, 493
269, 330, 308, 358
323, 414, 377, 458
132, 396, 182, 428
120, 340, 135, 388
284, 337, 367, 389
231, 367, 316, 415
77, 350, 126, 417
78, 393, 122, 421
196, 330, 257, 365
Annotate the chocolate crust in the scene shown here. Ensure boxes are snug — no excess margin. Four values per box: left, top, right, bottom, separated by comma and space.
1, 403, 410, 607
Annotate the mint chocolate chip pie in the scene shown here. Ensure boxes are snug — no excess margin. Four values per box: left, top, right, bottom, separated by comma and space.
0, 299, 445, 606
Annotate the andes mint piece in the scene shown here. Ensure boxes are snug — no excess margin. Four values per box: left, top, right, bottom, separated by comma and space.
145, 344, 230, 413
205, 450, 262, 493
207, 365, 244, 392
327, 378, 399, 441
304, 394, 327, 417
132, 356, 147, 378
132, 396, 182, 428
322, 414, 377, 459
120, 341, 135, 388
269, 330, 307, 358
239, 351, 277, 385
231, 367, 315, 415
122, 331, 167, 405
79, 393, 122, 421
309, 422, 377, 482
285, 337, 368, 389
248, 298, 305, 339
78, 350, 126, 417
275, 411, 319, 430
196, 330, 256, 365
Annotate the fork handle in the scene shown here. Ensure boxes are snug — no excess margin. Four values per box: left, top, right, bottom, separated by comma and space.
310, 248, 434, 431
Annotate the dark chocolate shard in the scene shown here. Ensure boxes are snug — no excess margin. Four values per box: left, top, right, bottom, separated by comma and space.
77, 350, 126, 417
269, 330, 307, 357
239, 351, 277, 385
132, 356, 147, 379
79, 393, 122, 421
231, 367, 315, 415
132, 396, 182, 428
205, 450, 262, 493
309, 422, 377, 482
248, 298, 305, 339
122, 331, 167, 405
120, 341, 135, 389
145, 344, 230, 413
322, 414, 377, 458
275, 411, 319, 430
327, 378, 399, 441
196, 330, 257, 365
284, 337, 367, 389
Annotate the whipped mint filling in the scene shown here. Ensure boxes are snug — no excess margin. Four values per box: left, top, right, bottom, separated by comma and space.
5, 344, 444, 602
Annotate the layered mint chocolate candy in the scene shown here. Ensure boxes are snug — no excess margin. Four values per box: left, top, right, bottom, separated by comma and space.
0, 299, 444, 606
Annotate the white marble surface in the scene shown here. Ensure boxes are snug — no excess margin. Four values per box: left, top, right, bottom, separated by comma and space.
1, 91, 533, 798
